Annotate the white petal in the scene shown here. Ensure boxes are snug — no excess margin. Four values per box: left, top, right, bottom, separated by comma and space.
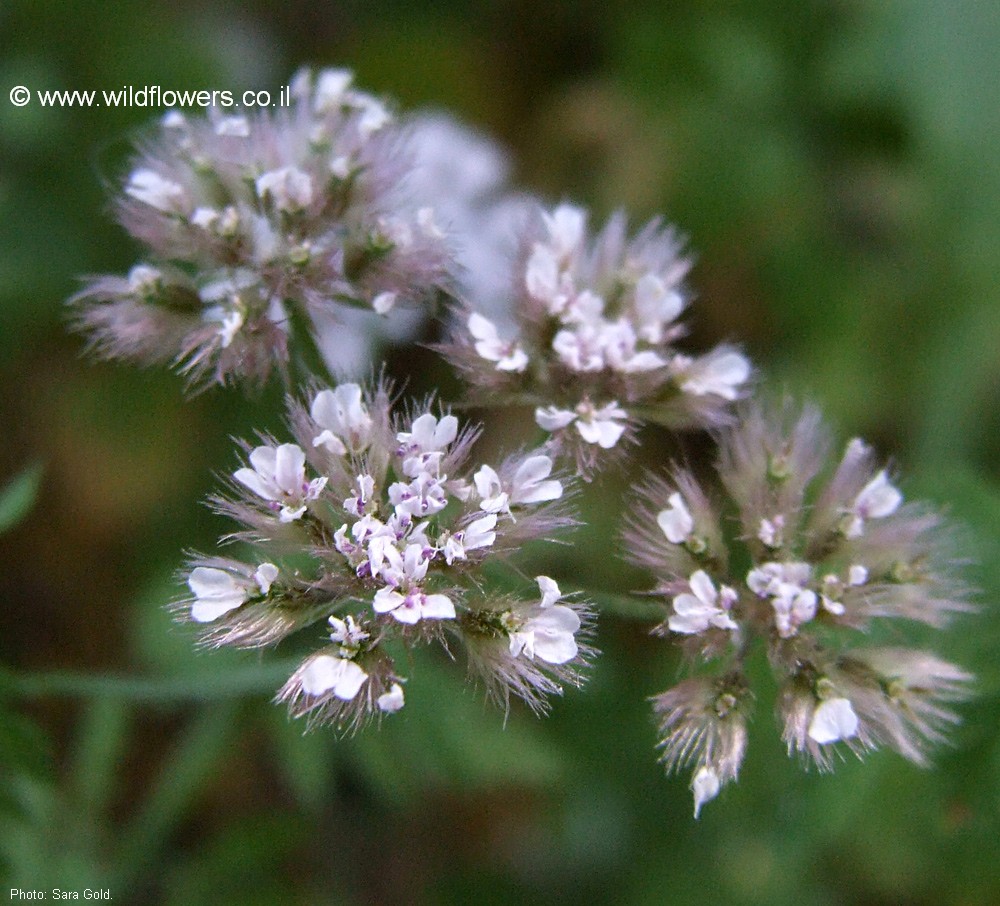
808, 697, 859, 744
692, 766, 720, 819
420, 594, 456, 620
576, 416, 625, 448
373, 587, 404, 613
273, 444, 306, 495
848, 565, 869, 586
536, 576, 561, 608
535, 406, 576, 431
191, 597, 243, 623
854, 471, 902, 519
300, 655, 344, 695
688, 570, 718, 607
254, 563, 279, 594
656, 493, 693, 544
377, 683, 405, 713
332, 660, 369, 700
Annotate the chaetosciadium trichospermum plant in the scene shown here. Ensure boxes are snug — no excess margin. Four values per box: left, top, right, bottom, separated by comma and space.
69, 66, 972, 818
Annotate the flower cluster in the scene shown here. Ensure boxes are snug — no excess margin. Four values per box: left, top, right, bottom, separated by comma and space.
624, 400, 971, 816
183, 382, 590, 729
441, 203, 752, 476
71, 68, 451, 389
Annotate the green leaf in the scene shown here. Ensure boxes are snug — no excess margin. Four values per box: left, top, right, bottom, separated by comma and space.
0, 461, 43, 534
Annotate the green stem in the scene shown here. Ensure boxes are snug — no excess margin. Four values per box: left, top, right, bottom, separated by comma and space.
0, 660, 302, 704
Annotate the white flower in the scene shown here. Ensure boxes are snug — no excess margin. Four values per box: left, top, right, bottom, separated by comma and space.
373, 543, 455, 624
372, 291, 396, 315
443, 514, 498, 564
844, 471, 903, 538
356, 96, 391, 138
747, 561, 816, 638
254, 563, 279, 594
300, 654, 368, 700
807, 697, 859, 744
673, 350, 750, 400
509, 455, 563, 505
233, 443, 328, 522
691, 766, 720, 819
534, 405, 577, 432
848, 564, 868, 586
757, 515, 785, 549
311, 385, 374, 455
542, 204, 587, 260
127, 264, 162, 294
329, 614, 369, 647
508, 581, 581, 664
657, 492, 694, 544
188, 563, 276, 623
632, 272, 683, 344
535, 400, 628, 449
537, 576, 562, 609
669, 570, 739, 634
313, 68, 354, 113
125, 169, 186, 213
218, 309, 244, 348
388, 472, 448, 518
552, 326, 605, 372
344, 473, 376, 517
377, 682, 406, 713
255, 166, 314, 213
468, 313, 528, 372
214, 116, 249, 137
397, 413, 459, 477
475, 456, 562, 515
574, 400, 629, 448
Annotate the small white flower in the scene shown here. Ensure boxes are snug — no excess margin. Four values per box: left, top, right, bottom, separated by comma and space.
468, 313, 528, 372
188, 567, 247, 623
397, 413, 459, 477
633, 272, 683, 344
808, 697, 859, 744
372, 291, 397, 315
417, 207, 444, 239
674, 350, 750, 400
845, 471, 903, 538
542, 204, 587, 260
537, 576, 562, 609
848, 564, 868, 586
692, 766, 720, 819
535, 400, 628, 448
509, 455, 562, 505
373, 544, 455, 624
356, 95, 391, 137
574, 400, 628, 449
125, 168, 186, 213
311, 385, 373, 454
509, 596, 581, 664
214, 116, 249, 137
127, 264, 162, 295
329, 615, 369, 651
313, 68, 354, 114
300, 654, 368, 700
657, 492, 694, 544
218, 309, 244, 348
255, 166, 314, 213
758, 515, 785, 549
534, 405, 577, 432
669, 570, 738, 634
233, 443, 327, 522
747, 561, 816, 638
377, 682, 406, 713
254, 563, 279, 595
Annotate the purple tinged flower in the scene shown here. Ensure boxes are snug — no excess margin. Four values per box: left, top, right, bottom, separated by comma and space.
508, 578, 581, 664
234, 443, 327, 522
187, 562, 277, 622
669, 571, 739, 635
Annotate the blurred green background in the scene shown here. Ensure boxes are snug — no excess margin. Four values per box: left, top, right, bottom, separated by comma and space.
3, 1, 1000, 903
